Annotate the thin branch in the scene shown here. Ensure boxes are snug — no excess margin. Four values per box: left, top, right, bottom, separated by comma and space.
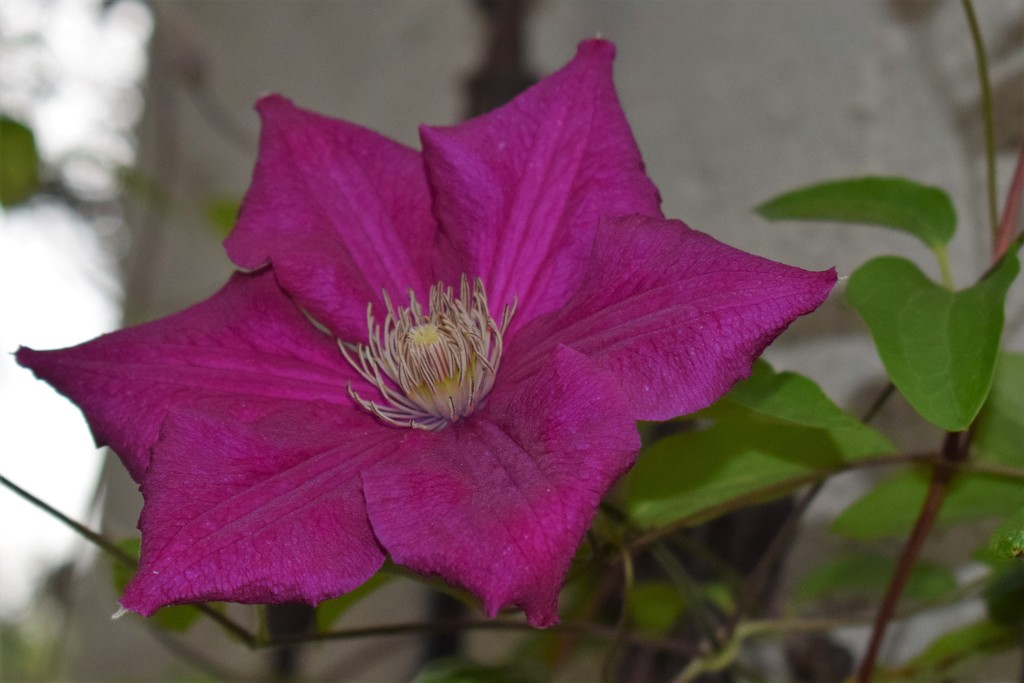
268, 617, 694, 657
961, 0, 999, 241
677, 370, 917, 643
726, 481, 824, 637
192, 605, 257, 647
146, 623, 246, 681
956, 460, 1024, 480
2, 472, 699, 659
672, 569, 993, 683
861, 382, 896, 424
650, 541, 723, 651
0, 474, 136, 568
601, 545, 636, 683
0, 473, 258, 646
739, 616, 871, 637
187, 82, 256, 153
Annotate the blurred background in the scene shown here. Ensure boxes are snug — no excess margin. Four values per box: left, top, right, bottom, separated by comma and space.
1, 0, 1021, 680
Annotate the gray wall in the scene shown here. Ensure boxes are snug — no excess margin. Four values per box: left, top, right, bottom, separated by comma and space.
68, 1, 1022, 680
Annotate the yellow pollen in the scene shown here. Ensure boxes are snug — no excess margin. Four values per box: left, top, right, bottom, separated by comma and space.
408, 324, 441, 347
338, 276, 516, 431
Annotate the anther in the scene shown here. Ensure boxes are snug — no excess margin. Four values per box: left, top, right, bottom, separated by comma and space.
339, 276, 515, 430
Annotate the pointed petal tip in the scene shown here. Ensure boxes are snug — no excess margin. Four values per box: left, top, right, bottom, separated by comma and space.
577, 37, 616, 60
525, 607, 560, 629
254, 93, 298, 120
815, 266, 840, 301
14, 345, 36, 369
118, 588, 158, 617
15, 345, 65, 381
255, 92, 289, 109
482, 592, 559, 628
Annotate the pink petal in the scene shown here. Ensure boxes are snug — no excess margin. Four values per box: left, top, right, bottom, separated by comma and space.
225, 95, 437, 339
422, 40, 661, 329
504, 215, 837, 420
363, 346, 639, 627
120, 402, 397, 615
16, 270, 359, 480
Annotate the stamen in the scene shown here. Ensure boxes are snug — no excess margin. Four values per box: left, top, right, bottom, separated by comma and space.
339, 275, 516, 430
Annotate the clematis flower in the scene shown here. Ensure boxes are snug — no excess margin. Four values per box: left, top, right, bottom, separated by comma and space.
17, 40, 835, 627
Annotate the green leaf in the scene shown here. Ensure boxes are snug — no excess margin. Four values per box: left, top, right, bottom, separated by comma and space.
109, 538, 140, 595
984, 560, 1024, 625
109, 539, 202, 632
832, 467, 1024, 540
796, 553, 955, 604
315, 572, 392, 632
727, 362, 894, 444
845, 253, 1019, 431
0, 116, 40, 206
410, 658, 549, 683
988, 508, 1024, 560
974, 353, 1024, 465
836, 351, 1024, 541
628, 363, 893, 528
897, 622, 1015, 675
757, 176, 956, 249
628, 419, 826, 527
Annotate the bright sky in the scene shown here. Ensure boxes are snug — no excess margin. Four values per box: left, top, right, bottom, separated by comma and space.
0, 0, 152, 617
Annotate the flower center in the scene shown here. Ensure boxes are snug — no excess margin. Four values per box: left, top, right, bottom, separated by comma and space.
339, 275, 515, 430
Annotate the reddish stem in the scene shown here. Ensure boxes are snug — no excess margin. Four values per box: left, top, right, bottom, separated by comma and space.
855, 478, 946, 680
855, 432, 968, 681
994, 143, 1024, 261
857, 124, 1023, 683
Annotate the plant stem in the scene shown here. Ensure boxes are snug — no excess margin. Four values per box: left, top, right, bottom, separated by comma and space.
995, 143, 1024, 260
269, 617, 694, 656
717, 375, 905, 646
957, 460, 1024, 480
935, 245, 955, 289
0, 474, 136, 568
726, 482, 823, 640
673, 580, 995, 683
0, 474, 694, 657
0, 473, 258, 646
197, 605, 258, 647
961, 0, 999, 241
650, 541, 723, 651
671, 636, 740, 683
146, 622, 245, 681
861, 382, 896, 424
601, 545, 636, 683
855, 431, 969, 681
855, 478, 946, 680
